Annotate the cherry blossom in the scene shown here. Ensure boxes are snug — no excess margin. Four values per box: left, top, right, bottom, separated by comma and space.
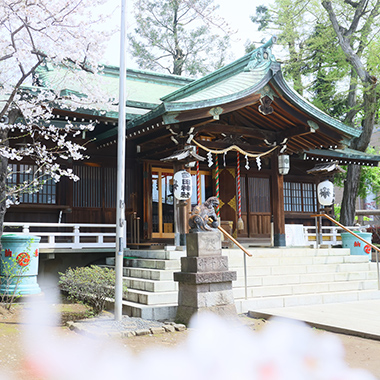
0, 0, 117, 224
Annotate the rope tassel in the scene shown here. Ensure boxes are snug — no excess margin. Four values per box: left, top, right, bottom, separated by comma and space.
236, 151, 244, 231
215, 154, 220, 218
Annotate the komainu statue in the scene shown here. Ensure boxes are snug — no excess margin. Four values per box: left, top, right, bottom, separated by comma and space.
189, 196, 219, 232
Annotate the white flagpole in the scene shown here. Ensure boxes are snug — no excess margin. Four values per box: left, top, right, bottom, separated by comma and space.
115, 0, 127, 321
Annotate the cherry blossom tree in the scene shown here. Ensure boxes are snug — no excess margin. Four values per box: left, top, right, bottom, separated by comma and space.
0, 0, 115, 236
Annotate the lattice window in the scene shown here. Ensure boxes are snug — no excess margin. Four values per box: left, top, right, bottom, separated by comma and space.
7, 164, 56, 204
284, 181, 317, 213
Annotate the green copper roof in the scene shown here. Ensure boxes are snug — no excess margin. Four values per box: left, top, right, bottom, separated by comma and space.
305, 147, 380, 164
126, 37, 361, 145
161, 36, 278, 103
272, 72, 361, 139
35, 64, 193, 118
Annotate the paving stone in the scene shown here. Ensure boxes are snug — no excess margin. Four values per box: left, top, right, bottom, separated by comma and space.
150, 327, 165, 334
135, 329, 151, 336
66, 321, 75, 330
174, 324, 186, 331
163, 325, 175, 332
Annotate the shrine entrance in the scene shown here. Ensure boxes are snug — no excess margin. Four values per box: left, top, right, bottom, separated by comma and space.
151, 167, 212, 239
238, 175, 271, 239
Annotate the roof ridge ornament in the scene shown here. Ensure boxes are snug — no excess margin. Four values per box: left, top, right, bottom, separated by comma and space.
244, 36, 277, 72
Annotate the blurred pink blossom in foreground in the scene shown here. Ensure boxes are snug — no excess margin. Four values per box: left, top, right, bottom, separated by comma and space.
0, 297, 376, 380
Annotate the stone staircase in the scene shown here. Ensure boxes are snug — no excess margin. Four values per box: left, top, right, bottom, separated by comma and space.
105, 246, 380, 321
106, 247, 185, 320
226, 247, 380, 314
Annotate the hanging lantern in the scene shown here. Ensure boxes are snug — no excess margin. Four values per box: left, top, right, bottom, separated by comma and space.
173, 170, 192, 200
317, 180, 335, 206
278, 154, 290, 175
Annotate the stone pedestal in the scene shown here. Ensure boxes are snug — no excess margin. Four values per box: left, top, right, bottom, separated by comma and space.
174, 231, 237, 325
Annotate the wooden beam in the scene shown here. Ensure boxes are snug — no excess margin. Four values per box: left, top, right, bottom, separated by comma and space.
193, 139, 270, 152
197, 122, 277, 141
277, 125, 315, 140
275, 97, 343, 141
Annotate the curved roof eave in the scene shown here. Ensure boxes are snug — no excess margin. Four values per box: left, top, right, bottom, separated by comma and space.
126, 103, 166, 129
272, 71, 361, 139
127, 66, 275, 128
163, 70, 273, 114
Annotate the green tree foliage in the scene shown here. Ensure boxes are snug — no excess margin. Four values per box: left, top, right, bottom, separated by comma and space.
249, 0, 316, 95
334, 148, 380, 201
59, 266, 120, 315
0, 256, 28, 310
128, 0, 233, 76
251, 0, 380, 225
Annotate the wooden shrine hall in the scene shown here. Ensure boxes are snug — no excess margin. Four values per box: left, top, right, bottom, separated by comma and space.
115, 37, 379, 247
7, 37, 380, 248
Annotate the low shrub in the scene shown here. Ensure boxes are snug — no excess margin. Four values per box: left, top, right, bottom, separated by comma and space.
59, 265, 118, 315
0, 256, 29, 310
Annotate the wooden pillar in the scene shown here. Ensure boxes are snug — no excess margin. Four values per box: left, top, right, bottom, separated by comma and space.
271, 153, 286, 247
142, 162, 152, 240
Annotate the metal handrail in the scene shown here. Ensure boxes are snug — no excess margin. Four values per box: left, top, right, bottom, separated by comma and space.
214, 221, 252, 300
311, 214, 380, 253
312, 213, 380, 290
217, 224, 252, 257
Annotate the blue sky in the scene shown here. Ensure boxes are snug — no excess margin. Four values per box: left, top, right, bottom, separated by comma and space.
102, 0, 272, 68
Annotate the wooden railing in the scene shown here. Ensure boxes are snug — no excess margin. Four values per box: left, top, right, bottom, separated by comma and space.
3, 222, 119, 250
302, 224, 366, 247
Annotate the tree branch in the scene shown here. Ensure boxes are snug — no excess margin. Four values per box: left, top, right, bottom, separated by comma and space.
322, 1, 373, 84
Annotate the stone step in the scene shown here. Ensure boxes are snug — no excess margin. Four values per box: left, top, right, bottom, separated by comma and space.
230, 262, 375, 279
123, 288, 178, 305
123, 277, 178, 292
105, 299, 178, 321
236, 289, 380, 314
232, 270, 378, 288
228, 254, 370, 268
124, 247, 186, 260
233, 279, 379, 299
122, 300, 178, 321
227, 247, 352, 258
123, 267, 176, 281
124, 258, 181, 270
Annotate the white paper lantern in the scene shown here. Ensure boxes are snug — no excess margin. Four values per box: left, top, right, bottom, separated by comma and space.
317, 180, 335, 206
278, 154, 290, 175
173, 170, 192, 200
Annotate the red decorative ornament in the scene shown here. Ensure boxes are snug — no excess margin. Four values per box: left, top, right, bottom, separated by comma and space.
34, 249, 39, 257
16, 252, 31, 267
364, 245, 371, 254
215, 154, 220, 218
5, 249, 12, 257
354, 241, 361, 247
236, 152, 244, 230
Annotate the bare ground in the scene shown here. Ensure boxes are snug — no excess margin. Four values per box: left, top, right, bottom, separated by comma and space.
0, 303, 380, 379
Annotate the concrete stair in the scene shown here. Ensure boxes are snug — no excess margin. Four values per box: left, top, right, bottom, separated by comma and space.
105, 246, 380, 321
224, 247, 380, 314
106, 247, 185, 320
